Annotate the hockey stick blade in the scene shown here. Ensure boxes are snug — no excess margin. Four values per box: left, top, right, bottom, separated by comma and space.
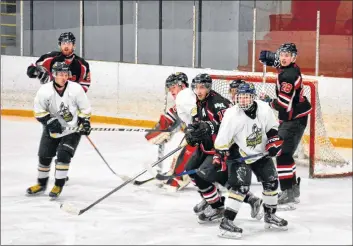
60, 203, 82, 215
154, 153, 266, 181
133, 177, 155, 186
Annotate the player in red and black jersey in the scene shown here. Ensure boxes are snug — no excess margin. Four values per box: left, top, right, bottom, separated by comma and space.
26, 32, 91, 93
259, 43, 312, 208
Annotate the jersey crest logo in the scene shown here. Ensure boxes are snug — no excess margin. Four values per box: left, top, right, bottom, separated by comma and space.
191, 107, 197, 117
246, 124, 262, 149
214, 103, 225, 109
58, 102, 73, 122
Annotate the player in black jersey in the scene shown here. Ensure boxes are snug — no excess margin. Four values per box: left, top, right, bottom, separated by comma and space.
26, 32, 91, 92
259, 43, 312, 208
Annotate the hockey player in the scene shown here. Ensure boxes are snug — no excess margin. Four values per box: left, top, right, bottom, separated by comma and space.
259, 43, 312, 207
214, 82, 288, 238
145, 72, 196, 191
26, 62, 92, 199
184, 74, 263, 223
26, 32, 91, 93
229, 79, 245, 104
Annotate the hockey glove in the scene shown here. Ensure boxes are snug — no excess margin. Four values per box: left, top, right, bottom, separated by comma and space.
266, 135, 284, 157
78, 117, 92, 135
212, 150, 229, 172
46, 118, 63, 134
27, 65, 39, 78
259, 92, 273, 103
185, 124, 201, 146
259, 50, 280, 68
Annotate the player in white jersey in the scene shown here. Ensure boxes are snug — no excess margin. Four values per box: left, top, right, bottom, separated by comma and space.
214, 82, 288, 238
26, 62, 91, 199
145, 72, 197, 191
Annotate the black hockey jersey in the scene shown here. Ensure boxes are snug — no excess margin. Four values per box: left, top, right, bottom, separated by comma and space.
270, 63, 312, 121
192, 90, 232, 153
27, 51, 91, 92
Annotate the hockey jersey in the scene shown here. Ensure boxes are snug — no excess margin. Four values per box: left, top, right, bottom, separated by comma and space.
175, 87, 196, 125
214, 100, 278, 164
34, 81, 91, 138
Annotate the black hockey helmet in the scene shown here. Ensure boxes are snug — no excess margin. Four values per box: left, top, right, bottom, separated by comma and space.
51, 61, 70, 76
229, 79, 245, 89
191, 73, 212, 90
277, 43, 298, 56
58, 32, 76, 45
165, 72, 189, 88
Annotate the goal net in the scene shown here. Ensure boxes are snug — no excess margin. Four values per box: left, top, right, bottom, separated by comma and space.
210, 73, 352, 179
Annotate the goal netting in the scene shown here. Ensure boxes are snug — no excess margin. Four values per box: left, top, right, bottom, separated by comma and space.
210, 73, 352, 178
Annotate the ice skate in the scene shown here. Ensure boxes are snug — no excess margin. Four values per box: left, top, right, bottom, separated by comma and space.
277, 188, 296, 211
218, 218, 243, 239
193, 198, 209, 215
49, 185, 63, 200
26, 184, 47, 196
248, 196, 264, 220
264, 212, 288, 230
198, 205, 225, 224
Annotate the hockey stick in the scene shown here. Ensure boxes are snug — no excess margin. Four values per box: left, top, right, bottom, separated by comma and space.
60, 143, 186, 216
85, 136, 130, 181
63, 127, 171, 133
154, 153, 265, 181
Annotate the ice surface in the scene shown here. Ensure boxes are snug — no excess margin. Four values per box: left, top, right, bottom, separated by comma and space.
1, 116, 352, 245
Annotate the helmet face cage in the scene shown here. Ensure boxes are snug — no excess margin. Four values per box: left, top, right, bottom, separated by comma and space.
52, 62, 71, 78
236, 82, 256, 110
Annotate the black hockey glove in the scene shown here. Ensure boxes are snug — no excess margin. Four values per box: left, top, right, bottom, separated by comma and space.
46, 118, 63, 134
185, 124, 200, 146
265, 135, 284, 157
37, 70, 50, 84
212, 150, 229, 172
27, 66, 38, 78
78, 117, 92, 135
259, 50, 280, 68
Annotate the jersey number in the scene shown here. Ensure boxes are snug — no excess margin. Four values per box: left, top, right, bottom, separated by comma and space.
281, 82, 293, 93
217, 109, 227, 121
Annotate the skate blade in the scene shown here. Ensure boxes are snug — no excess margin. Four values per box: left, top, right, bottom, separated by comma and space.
198, 217, 223, 224
49, 195, 61, 201
218, 229, 242, 239
264, 223, 288, 231
294, 197, 300, 204
277, 203, 296, 211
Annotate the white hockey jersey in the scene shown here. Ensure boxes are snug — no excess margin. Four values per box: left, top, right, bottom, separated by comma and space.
175, 87, 196, 125
214, 100, 279, 164
34, 81, 91, 138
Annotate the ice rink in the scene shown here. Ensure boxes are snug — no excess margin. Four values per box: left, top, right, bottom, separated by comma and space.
1, 116, 352, 245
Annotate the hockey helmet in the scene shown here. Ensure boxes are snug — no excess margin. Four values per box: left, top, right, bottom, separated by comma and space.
165, 72, 189, 88
52, 62, 71, 76
229, 79, 245, 89
277, 43, 297, 57
58, 32, 76, 45
191, 73, 212, 91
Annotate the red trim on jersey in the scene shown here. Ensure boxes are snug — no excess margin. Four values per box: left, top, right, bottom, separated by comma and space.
294, 108, 312, 119
278, 173, 294, 180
